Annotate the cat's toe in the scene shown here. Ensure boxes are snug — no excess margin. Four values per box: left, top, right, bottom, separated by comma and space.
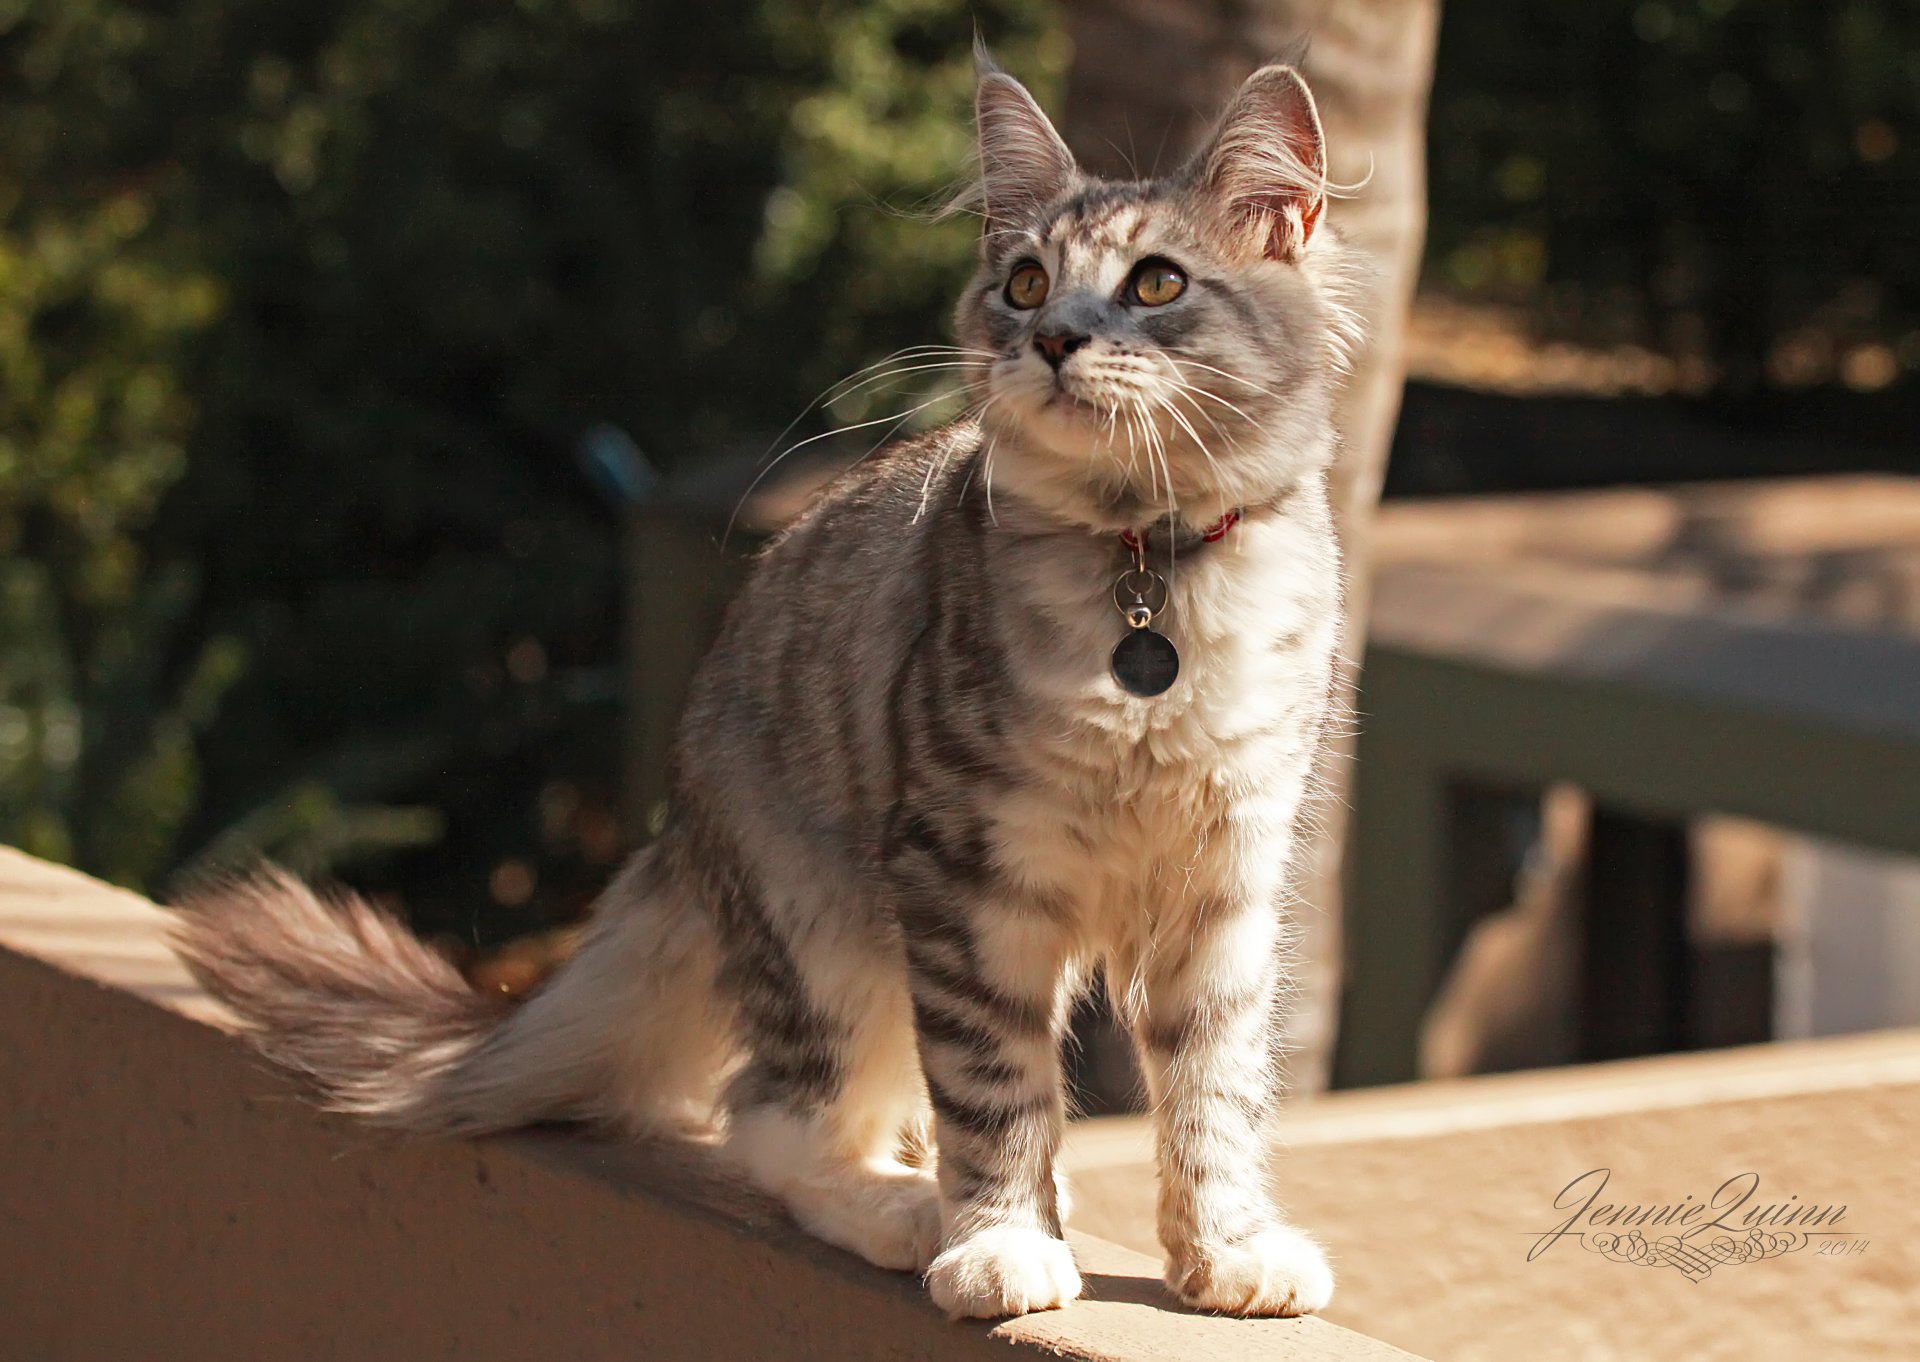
1167, 1225, 1334, 1317
788, 1166, 942, 1273
926, 1225, 1082, 1319
861, 1171, 946, 1272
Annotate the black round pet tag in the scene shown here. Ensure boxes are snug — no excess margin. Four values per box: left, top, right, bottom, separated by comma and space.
1111, 628, 1180, 697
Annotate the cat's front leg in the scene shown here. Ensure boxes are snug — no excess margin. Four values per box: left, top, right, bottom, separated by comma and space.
1131, 900, 1334, 1317
904, 911, 1081, 1319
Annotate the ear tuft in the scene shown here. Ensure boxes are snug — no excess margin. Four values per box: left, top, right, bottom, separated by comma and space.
1192, 65, 1328, 262
973, 58, 1078, 246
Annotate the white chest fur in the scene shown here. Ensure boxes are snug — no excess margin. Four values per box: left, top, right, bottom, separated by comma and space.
987, 492, 1342, 954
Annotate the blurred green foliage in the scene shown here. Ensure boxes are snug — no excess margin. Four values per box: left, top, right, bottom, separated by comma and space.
0, 181, 237, 886
1429, 0, 1920, 396
0, 0, 1059, 927
4, 0, 1915, 926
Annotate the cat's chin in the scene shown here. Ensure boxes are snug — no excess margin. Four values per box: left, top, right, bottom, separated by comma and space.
1042, 387, 1104, 415
998, 394, 1114, 459
971, 430, 1179, 533
986, 399, 1296, 530
1016, 393, 1105, 443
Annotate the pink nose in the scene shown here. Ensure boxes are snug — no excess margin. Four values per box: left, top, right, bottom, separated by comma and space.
1033, 331, 1090, 370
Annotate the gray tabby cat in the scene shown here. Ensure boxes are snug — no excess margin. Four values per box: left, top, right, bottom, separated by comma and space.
173, 54, 1361, 1320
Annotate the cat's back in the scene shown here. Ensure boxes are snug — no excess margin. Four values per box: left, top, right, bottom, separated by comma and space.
764, 418, 984, 563
670, 420, 981, 812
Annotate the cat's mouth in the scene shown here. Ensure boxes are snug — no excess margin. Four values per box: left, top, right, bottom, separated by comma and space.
1042, 386, 1105, 418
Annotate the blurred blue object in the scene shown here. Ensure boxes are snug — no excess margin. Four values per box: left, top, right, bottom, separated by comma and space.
577, 423, 660, 507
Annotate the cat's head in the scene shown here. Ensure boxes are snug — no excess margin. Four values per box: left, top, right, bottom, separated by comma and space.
953, 56, 1362, 530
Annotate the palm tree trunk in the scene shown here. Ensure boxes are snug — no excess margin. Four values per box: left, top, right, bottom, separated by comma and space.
1063, 0, 1442, 1094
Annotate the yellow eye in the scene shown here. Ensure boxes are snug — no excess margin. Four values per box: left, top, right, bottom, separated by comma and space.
1130, 261, 1187, 307
1005, 262, 1049, 310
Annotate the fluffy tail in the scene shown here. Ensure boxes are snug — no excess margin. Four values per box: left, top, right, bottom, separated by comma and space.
170, 855, 736, 1138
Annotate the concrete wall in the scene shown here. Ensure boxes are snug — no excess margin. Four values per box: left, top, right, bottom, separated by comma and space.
0, 849, 1418, 1362
1070, 1027, 1920, 1360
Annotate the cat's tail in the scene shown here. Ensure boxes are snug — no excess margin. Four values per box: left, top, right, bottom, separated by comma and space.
169, 851, 737, 1138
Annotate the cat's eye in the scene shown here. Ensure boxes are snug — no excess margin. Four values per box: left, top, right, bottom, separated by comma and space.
1130, 260, 1187, 307
1005, 262, 1049, 310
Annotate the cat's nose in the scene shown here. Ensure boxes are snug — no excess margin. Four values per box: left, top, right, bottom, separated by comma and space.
1033, 330, 1091, 370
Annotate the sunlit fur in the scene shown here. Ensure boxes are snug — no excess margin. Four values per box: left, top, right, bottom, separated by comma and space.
172, 57, 1361, 1324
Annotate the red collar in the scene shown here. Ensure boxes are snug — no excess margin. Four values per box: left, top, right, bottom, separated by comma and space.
1118, 508, 1241, 555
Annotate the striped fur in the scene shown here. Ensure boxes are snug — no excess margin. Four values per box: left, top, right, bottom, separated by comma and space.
171, 59, 1358, 1320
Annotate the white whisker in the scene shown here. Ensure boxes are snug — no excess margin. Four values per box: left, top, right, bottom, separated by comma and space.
727, 388, 964, 542
1156, 393, 1226, 496
1168, 387, 1237, 453
725, 347, 998, 543
1166, 352, 1282, 401
916, 395, 1001, 524
1167, 377, 1259, 434
982, 434, 1001, 526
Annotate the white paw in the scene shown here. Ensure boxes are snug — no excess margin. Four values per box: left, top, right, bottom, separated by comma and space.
789, 1165, 944, 1273
926, 1225, 1082, 1319
1167, 1225, 1334, 1317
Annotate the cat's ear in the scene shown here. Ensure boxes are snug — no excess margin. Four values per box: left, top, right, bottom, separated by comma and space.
973, 48, 1077, 243
1191, 64, 1328, 262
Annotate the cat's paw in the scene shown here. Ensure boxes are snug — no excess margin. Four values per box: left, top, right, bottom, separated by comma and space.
1167, 1225, 1334, 1317
789, 1166, 944, 1273
926, 1225, 1082, 1319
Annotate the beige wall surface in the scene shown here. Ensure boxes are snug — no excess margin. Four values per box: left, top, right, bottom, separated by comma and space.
23, 844, 1917, 1361
0, 848, 1417, 1362
1069, 1034, 1920, 1361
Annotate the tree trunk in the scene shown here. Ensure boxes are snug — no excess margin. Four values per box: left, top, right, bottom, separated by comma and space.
1063, 0, 1442, 1094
